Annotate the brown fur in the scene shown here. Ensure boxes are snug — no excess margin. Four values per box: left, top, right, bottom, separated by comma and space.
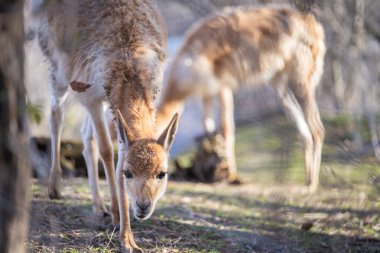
127, 140, 167, 176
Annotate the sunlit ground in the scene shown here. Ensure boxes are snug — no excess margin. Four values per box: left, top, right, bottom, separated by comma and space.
27, 117, 380, 253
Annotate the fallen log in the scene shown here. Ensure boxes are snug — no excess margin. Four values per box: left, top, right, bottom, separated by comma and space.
30, 137, 108, 180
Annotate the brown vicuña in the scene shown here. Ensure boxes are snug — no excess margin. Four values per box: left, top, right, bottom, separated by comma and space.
28, 0, 178, 251
157, 5, 326, 192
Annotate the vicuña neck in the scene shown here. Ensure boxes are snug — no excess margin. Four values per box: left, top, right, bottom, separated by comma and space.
156, 79, 186, 136
106, 63, 156, 140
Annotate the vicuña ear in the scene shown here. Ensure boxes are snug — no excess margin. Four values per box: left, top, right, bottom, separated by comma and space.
116, 109, 136, 146
157, 113, 179, 152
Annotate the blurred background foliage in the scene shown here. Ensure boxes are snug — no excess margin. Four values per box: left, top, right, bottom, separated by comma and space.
26, 101, 43, 125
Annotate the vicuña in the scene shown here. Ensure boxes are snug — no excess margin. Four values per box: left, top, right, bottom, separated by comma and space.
28, 0, 178, 251
157, 5, 326, 192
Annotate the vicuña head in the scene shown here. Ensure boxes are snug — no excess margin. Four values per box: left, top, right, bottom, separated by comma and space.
116, 110, 178, 220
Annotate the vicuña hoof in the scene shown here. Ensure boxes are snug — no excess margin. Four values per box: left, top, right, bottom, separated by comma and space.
307, 184, 318, 194
48, 188, 63, 199
122, 244, 144, 253
228, 176, 243, 185
121, 232, 143, 253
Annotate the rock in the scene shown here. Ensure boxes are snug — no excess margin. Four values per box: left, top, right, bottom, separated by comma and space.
300, 221, 314, 231
171, 132, 229, 183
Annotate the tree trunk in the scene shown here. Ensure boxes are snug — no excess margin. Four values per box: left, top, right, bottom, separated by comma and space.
0, 1, 30, 253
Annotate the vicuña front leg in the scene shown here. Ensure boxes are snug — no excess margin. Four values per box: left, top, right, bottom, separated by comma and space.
116, 152, 143, 253
88, 103, 119, 223
219, 87, 239, 183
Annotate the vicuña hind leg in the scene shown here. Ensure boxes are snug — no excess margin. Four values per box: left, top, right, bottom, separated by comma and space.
277, 87, 314, 190
303, 97, 324, 192
280, 81, 324, 192
202, 95, 216, 133
81, 114, 107, 216
48, 83, 68, 199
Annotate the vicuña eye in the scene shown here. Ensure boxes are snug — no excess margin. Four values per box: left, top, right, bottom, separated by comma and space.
124, 170, 133, 179
157, 172, 167, 180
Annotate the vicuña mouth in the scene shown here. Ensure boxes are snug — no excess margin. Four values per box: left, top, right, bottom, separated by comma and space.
135, 212, 150, 221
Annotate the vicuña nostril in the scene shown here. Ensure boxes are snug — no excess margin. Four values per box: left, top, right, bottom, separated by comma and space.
136, 200, 151, 212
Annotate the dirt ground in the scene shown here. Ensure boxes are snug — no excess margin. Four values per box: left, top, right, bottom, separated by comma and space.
28, 179, 380, 253
27, 119, 380, 253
